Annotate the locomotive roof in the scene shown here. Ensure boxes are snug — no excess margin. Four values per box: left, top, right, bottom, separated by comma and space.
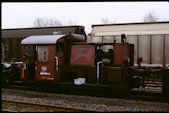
21, 35, 66, 44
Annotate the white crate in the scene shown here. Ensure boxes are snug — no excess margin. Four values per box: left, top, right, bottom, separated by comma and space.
74, 78, 86, 85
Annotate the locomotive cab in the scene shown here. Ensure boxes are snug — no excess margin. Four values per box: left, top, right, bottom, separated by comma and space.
20, 33, 86, 83
21, 35, 68, 83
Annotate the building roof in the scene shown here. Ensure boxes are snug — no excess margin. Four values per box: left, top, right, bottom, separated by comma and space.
21, 35, 66, 44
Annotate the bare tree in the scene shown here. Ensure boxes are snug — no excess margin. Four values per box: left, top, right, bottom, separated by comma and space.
143, 11, 160, 22
32, 17, 63, 27
66, 19, 77, 25
101, 18, 112, 24
101, 18, 117, 24
32, 18, 78, 27
162, 17, 169, 21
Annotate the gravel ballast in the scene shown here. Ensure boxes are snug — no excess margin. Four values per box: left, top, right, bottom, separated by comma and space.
2, 88, 169, 112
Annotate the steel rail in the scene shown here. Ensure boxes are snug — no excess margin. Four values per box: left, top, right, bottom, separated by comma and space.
1, 109, 14, 112
2, 99, 99, 112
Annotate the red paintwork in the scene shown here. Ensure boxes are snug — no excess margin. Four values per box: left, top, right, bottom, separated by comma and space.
21, 46, 26, 80
21, 66, 26, 80
70, 44, 95, 66
113, 43, 133, 66
36, 62, 56, 81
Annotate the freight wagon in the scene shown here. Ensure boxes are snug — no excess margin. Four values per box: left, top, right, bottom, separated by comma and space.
1, 26, 86, 62
90, 22, 169, 67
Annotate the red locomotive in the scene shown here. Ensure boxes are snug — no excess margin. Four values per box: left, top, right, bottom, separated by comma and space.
20, 33, 169, 94
20, 33, 135, 93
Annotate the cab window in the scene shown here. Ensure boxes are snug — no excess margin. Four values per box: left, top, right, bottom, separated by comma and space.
56, 42, 64, 58
37, 45, 48, 62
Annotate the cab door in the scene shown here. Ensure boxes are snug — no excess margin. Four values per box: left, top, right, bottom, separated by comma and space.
21, 45, 36, 81
36, 45, 56, 82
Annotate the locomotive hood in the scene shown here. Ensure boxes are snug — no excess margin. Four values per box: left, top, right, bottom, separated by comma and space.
21, 35, 66, 44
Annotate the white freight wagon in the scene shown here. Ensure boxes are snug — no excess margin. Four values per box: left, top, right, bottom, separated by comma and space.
91, 22, 169, 66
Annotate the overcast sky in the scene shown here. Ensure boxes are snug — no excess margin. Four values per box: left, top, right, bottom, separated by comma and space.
2, 2, 169, 34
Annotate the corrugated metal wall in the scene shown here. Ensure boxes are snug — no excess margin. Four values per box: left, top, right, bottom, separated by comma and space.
165, 35, 169, 64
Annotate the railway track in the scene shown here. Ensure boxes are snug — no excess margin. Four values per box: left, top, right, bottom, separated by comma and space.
3, 84, 168, 103
2, 99, 98, 112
